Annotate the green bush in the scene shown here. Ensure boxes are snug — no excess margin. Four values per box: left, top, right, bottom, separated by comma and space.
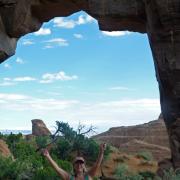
161, 168, 180, 180
0, 121, 113, 179
114, 164, 129, 179
139, 171, 156, 179
52, 138, 73, 160
0, 155, 32, 180
136, 151, 153, 161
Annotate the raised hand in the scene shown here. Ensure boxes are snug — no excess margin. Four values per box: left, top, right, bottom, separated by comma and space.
100, 143, 106, 153
41, 148, 50, 157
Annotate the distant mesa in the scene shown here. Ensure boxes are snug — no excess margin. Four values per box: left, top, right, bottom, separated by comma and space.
31, 119, 51, 136
93, 114, 171, 161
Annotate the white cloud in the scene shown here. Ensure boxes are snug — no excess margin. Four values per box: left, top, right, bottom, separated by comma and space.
43, 45, 53, 49
76, 14, 95, 25
0, 96, 161, 133
13, 77, 36, 82
34, 28, 51, 36
0, 76, 36, 86
3, 78, 11, 81
40, 71, 78, 83
0, 93, 28, 100
45, 38, 69, 47
74, 34, 83, 39
0, 93, 79, 111
22, 39, 34, 45
16, 57, 25, 64
4, 63, 11, 69
102, 31, 132, 37
0, 82, 15, 86
109, 86, 131, 91
53, 17, 76, 28
53, 14, 96, 29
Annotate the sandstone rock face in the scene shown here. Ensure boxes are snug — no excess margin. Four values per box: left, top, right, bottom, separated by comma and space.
0, 139, 12, 157
94, 116, 171, 161
1, 0, 180, 168
31, 119, 51, 136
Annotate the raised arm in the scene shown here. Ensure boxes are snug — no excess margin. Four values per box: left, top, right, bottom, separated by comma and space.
42, 149, 70, 180
88, 143, 106, 177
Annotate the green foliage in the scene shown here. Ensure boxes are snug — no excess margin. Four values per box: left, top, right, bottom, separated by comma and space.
82, 138, 99, 162
139, 171, 156, 179
0, 132, 4, 139
114, 164, 157, 180
54, 121, 111, 163
161, 168, 180, 180
6, 133, 23, 150
55, 121, 76, 142
0, 155, 32, 180
54, 157, 72, 173
136, 151, 153, 161
114, 164, 129, 179
32, 166, 60, 180
35, 136, 50, 149
52, 138, 73, 160
0, 121, 112, 179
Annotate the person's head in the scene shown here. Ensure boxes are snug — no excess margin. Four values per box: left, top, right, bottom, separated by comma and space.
73, 156, 86, 175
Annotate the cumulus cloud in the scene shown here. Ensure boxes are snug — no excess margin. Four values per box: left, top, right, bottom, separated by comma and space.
44, 38, 69, 47
109, 86, 131, 91
0, 76, 37, 86
34, 28, 51, 36
4, 63, 11, 69
22, 39, 35, 45
0, 82, 15, 87
1, 70, 77, 85
0, 93, 79, 111
40, 71, 78, 83
74, 33, 83, 39
76, 14, 95, 25
53, 18, 76, 28
0, 96, 161, 133
0, 93, 28, 100
13, 77, 36, 82
53, 14, 95, 29
16, 57, 25, 64
102, 31, 132, 37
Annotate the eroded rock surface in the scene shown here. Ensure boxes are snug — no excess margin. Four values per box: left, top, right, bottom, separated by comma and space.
31, 119, 51, 136
93, 115, 171, 161
0, 139, 12, 157
1, 0, 180, 169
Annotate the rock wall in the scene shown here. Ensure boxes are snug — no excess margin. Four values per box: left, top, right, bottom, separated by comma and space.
31, 119, 51, 136
93, 115, 171, 161
0, 139, 12, 157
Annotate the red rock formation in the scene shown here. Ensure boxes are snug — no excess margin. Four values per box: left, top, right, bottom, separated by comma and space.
31, 119, 51, 136
0, 139, 12, 157
94, 115, 171, 161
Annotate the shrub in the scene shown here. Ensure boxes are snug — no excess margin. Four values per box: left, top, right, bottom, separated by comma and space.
52, 138, 73, 160
139, 171, 156, 179
161, 168, 180, 180
114, 164, 129, 179
0, 155, 32, 179
136, 151, 153, 161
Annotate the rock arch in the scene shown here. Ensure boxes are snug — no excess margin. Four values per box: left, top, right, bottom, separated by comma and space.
0, 0, 180, 170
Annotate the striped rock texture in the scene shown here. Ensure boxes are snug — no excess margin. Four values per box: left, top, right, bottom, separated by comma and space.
93, 115, 171, 161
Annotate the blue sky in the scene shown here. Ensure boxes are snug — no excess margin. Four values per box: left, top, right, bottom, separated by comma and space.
0, 11, 161, 133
